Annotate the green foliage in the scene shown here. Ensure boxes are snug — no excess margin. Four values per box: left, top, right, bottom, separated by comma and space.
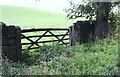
2, 59, 27, 75
44, 38, 118, 75
109, 12, 119, 25
65, 0, 120, 21
23, 43, 75, 65
108, 13, 120, 38
65, 1, 96, 20
2, 37, 118, 75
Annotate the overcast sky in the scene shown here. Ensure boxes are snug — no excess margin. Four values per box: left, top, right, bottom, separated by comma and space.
0, 0, 82, 13
0, 0, 119, 13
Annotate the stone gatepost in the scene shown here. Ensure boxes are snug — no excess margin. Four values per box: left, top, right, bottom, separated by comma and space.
0, 22, 23, 61
69, 21, 96, 46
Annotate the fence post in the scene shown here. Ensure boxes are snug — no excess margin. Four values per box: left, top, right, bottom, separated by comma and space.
69, 24, 77, 46
1, 22, 23, 61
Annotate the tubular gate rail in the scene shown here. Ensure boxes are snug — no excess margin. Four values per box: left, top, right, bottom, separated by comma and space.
21, 28, 69, 51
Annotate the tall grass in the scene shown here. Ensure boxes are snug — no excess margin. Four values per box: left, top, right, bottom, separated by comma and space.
2, 37, 118, 75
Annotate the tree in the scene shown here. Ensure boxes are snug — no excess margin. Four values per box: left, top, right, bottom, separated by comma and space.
65, 0, 120, 40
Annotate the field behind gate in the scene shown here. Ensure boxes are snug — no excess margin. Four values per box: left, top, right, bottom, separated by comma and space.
21, 28, 69, 51
0, 5, 86, 29
0, 5, 80, 50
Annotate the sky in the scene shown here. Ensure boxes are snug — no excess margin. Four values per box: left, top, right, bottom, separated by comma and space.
0, 0, 82, 13
0, 0, 119, 13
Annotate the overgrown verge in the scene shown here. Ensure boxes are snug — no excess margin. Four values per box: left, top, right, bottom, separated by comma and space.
1, 37, 118, 75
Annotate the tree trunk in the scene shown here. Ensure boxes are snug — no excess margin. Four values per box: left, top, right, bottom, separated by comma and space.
94, 2, 111, 40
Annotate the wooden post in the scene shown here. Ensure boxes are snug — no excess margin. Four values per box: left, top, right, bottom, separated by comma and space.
69, 22, 82, 46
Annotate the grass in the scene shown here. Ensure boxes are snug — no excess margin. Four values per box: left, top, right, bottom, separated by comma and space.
0, 5, 86, 29
2, 37, 118, 75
